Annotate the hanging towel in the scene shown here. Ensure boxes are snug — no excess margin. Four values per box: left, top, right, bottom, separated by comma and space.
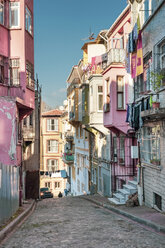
136, 31, 143, 76
131, 53, 137, 78
95, 55, 102, 65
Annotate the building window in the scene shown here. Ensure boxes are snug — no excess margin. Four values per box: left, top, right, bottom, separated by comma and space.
45, 182, 51, 188
119, 136, 125, 165
113, 136, 117, 163
54, 182, 60, 189
0, 0, 4, 25
47, 140, 58, 153
25, 7, 32, 34
47, 119, 58, 131
29, 113, 33, 126
143, 53, 152, 93
0, 56, 4, 84
160, 42, 165, 70
26, 62, 34, 89
117, 76, 124, 109
47, 159, 58, 172
98, 86, 103, 111
23, 117, 27, 126
10, 59, 20, 86
9, 2, 20, 28
104, 79, 110, 112
141, 125, 160, 165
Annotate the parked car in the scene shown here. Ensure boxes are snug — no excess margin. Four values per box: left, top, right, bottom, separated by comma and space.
40, 187, 53, 199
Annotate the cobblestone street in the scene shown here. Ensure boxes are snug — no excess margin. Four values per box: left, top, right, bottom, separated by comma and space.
1, 197, 165, 248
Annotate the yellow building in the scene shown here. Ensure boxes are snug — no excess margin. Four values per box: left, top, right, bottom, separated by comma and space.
40, 109, 67, 197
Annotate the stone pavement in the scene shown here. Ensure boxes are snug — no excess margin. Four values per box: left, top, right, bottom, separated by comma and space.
80, 194, 165, 234
0, 199, 36, 243
0, 196, 165, 248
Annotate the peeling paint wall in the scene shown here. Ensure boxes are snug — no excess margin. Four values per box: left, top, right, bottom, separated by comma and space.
0, 98, 17, 166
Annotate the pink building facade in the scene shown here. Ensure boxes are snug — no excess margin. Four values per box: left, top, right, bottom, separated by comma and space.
102, 5, 137, 192
0, 0, 35, 223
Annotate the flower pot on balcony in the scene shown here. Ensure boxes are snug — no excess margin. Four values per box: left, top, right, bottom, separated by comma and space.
152, 102, 160, 109
150, 159, 160, 166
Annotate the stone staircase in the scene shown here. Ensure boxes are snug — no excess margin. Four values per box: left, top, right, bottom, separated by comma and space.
108, 179, 138, 205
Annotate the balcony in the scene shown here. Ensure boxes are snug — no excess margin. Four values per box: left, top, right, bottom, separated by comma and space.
141, 107, 165, 120
62, 153, 74, 165
65, 132, 74, 141
107, 48, 125, 66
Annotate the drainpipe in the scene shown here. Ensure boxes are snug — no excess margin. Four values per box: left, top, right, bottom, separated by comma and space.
137, 136, 143, 206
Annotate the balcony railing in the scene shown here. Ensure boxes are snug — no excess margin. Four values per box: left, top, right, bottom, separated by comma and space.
62, 153, 74, 164
107, 48, 125, 66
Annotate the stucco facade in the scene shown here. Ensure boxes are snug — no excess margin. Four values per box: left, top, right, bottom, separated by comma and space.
40, 109, 67, 197
102, 5, 137, 194
0, 0, 35, 223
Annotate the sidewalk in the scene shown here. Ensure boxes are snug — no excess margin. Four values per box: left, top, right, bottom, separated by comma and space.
0, 199, 36, 243
80, 194, 165, 234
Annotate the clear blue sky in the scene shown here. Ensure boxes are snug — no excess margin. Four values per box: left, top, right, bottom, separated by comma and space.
34, 0, 127, 108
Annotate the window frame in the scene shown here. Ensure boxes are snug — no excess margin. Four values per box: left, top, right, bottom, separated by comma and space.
9, 2, 20, 28
117, 76, 125, 110
47, 159, 59, 172
0, 0, 4, 25
10, 59, 20, 86
97, 85, 103, 112
140, 125, 161, 165
47, 118, 58, 132
47, 140, 59, 153
26, 61, 34, 89
25, 6, 32, 35
0, 56, 4, 84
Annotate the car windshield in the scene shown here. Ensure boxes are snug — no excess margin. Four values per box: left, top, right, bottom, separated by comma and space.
40, 187, 49, 192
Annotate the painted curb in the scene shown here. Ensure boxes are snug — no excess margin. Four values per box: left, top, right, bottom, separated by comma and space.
81, 197, 165, 234
0, 200, 36, 242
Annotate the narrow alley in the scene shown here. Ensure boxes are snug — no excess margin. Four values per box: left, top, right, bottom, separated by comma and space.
1, 197, 165, 248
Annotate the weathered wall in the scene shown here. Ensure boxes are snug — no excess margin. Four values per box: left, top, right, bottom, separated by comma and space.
0, 163, 19, 224
0, 98, 17, 166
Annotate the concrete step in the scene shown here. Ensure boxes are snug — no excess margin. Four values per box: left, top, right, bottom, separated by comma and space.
108, 197, 125, 205
123, 184, 137, 194
128, 180, 138, 188
118, 189, 130, 201
113, 193, 126, 203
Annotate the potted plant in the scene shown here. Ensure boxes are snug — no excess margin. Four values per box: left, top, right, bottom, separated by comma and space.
150, 159, 160, 166
150, 71, 164, 108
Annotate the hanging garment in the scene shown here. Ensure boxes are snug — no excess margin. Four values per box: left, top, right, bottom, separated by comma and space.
95, 55, 102, 65
131, 53, 137, 78
126, 104, 130, 122
128, 32, 134, 53
136, 31, 143, 77
133, 22, 138, 42
126, 41, 131, 73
